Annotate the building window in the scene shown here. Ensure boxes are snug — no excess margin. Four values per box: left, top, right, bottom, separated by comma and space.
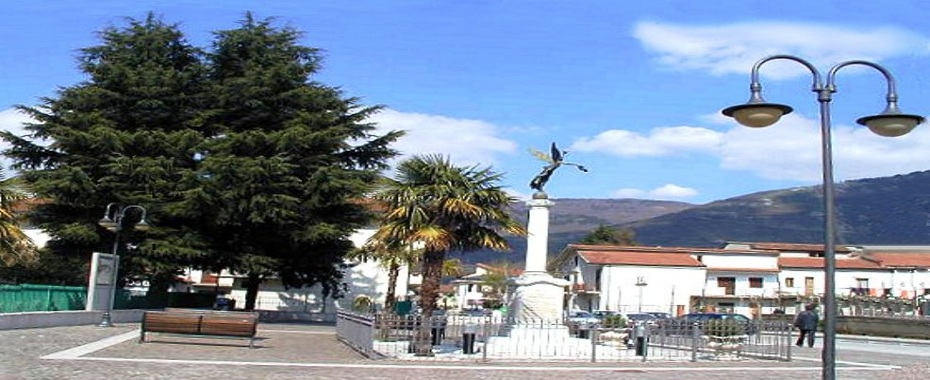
853, 278, 869, 295
785, 277, 794, 288
749, 277, 763, 288
717, 277, 736, 295
717, 302, 735, 313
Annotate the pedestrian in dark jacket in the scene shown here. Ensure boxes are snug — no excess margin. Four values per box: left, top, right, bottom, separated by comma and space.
794, 303, 819, 347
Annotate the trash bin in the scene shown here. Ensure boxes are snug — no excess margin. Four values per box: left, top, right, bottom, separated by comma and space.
213, 296, 230, 311
633, 322, 648, 356
578, 325, 590, 339
463, 323, 478, 354
431, 326, 445, 345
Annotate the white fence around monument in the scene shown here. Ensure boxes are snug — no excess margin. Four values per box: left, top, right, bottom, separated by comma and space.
335, 310, 794, 362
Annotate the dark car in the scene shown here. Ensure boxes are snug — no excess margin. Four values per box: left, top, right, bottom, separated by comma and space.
646, 311, 672, 320
678, 312, 751, 323
625, 313, 659, 326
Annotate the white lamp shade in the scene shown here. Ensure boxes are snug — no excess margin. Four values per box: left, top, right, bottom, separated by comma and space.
732, 106, 785, 128
862, 116, 920, 137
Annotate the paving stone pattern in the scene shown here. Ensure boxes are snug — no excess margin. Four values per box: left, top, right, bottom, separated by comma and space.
0, 323, 923, 380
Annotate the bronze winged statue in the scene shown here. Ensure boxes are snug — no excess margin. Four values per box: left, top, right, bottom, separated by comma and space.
529, 142, 588, 192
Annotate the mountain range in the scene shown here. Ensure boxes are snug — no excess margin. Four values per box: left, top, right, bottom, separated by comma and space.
450, 170, 930, 266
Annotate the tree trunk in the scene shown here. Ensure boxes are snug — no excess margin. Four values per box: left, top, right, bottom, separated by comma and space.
413, 249, 444, 356
244, 274, 261, 311
385, 260, 399, 314
144, 271, 175, 308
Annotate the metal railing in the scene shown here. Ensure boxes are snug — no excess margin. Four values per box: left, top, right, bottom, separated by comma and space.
335, 311, 794, 362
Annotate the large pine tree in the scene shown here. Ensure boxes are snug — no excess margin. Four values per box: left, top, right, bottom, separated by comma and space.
1, 14, 208, 293
190, 14, 403, 309
2, 13, 402, 308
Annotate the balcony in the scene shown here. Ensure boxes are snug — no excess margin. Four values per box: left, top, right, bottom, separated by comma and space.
571, 283, 599, 294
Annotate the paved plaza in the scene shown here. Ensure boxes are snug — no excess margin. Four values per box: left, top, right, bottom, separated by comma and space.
1, 322, 925, 380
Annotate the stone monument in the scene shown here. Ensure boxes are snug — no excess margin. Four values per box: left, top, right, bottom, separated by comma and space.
506, 143, 587, 337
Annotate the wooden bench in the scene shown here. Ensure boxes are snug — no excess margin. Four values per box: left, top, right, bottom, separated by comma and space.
140, 309, 259, 348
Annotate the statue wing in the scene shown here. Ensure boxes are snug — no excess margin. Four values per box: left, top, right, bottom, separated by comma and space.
529, 147, 551, 162
550, 142, 562, 162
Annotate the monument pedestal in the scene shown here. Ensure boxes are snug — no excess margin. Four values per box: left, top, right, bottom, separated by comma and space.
509, 272, 570, 324
505, 191, 570, 340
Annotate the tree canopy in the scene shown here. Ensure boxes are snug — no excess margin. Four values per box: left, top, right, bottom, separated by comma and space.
578, 225, 637, 246
0, 13, 402, 303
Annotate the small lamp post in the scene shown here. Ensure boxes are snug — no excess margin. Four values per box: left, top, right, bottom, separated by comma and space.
636, 276, 648, 312
722, 54, 923, 380
97, 203, 150, 327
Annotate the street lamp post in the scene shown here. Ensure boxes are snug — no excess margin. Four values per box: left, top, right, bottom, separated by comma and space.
722, 54, 924, 380
97, 203, 150, 327
635, 276, 648, 312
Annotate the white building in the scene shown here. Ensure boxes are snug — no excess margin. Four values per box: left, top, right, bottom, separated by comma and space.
209, 228, 419, 313
452, 263, 523, 310
555, 242, 930, 319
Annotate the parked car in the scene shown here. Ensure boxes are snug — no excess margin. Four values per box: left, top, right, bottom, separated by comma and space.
593, 310, 621, 320
678, 312, 751, 323
625, 312, 659, 325
646, 311, 672, 320
566, 311, 600, 326
462, 308, 491, 317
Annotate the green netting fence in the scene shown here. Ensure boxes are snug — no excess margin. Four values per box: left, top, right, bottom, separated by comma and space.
0, 284, 87, 313
1, 284, 224, 313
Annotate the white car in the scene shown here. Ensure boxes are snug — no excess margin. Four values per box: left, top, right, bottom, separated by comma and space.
567, 311, 600, 326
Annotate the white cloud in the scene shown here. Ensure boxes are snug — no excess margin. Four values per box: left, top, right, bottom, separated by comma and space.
570, 126, 723, 157
0, 108, 35, 172
633, 21, 930, 79
0, 108, 31, 136
369, 108, 518, 168
611, 183, 698, 201
573, 110, 930, 190
652, 184, 699, 199
713, 112, 930, 183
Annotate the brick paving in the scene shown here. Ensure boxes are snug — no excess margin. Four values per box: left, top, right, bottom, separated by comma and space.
0, 323, 923, 380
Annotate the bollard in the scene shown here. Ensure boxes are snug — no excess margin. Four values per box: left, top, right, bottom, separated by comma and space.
634, 322, 647, 357
463, 323, 477, 354
431, 327, 444, 345
691, 321, 700, 362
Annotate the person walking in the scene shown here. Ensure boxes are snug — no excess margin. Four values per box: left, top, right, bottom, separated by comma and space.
794, 303, 820, 348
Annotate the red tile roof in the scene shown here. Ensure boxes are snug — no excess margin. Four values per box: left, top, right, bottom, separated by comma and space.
778, 257, 882, 269
565, 244, 775, 255
736, 242, 854, 253
866, 253, 930, 268
706, 267, 780, 273
577, 250, 704, 267
476, 263, 524, 276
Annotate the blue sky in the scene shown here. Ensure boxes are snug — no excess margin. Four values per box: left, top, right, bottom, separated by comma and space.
2, 1, 930, 204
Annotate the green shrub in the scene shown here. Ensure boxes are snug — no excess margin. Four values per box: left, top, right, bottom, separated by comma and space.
601, 315, 627, 328
704, 319, 743, 336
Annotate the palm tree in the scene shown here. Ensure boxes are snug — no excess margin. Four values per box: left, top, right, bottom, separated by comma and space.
0, 173, 38, 267
372, 155, 524, 355
442, 258, 463, 280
